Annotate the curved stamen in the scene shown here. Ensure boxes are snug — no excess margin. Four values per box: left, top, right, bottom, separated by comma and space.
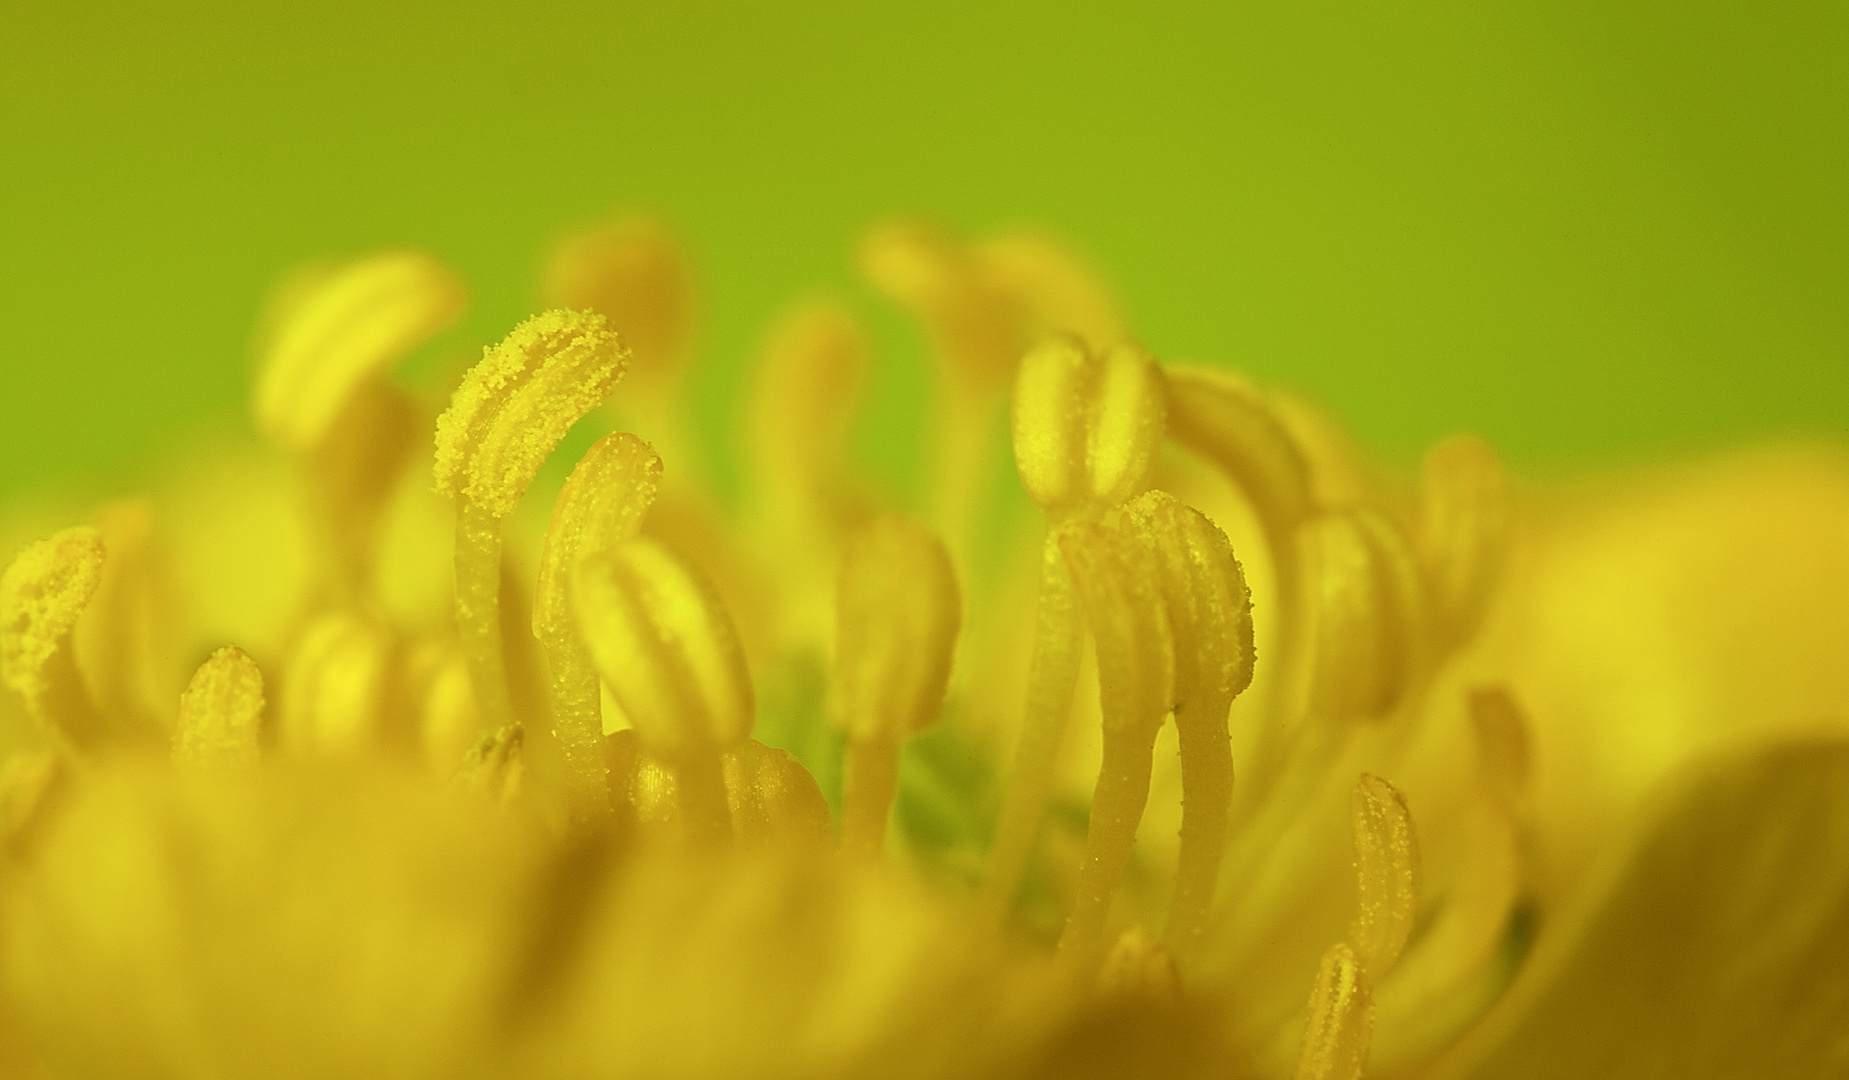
434, 309, 627, 734
535, 433, 662, 826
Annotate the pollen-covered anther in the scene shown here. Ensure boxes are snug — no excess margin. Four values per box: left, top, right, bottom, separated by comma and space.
173, 646, 265, 766
1295, 942, 1374, 1080
1, 528, 107, 746
1416, 434, 1510, 649
1012, 334, 1167, 520
574, 537, 753, 844
254, 251, 466, 455
1351, 773, 1421, 977
1298, 509, 1428, 721
831, 514, 961, 856
535, 432, 663, 825
434, 309, 629, 519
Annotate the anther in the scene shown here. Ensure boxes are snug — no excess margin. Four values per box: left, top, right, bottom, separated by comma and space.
1012, 334, 1167, 520
574, 537, 753, 846
455, 725, 525, 809
1, 528, 107, 749
535, 432, 663, 826
173, 646, 265, 766
1096, 927, 1184, 1007
279, 611, 391, 753
860, 220, 1021, 390
830, 514, 961, 857
1350, 773, 1421, 978
1294, 942, 1373, 1080
748, 301, 867, 551
254, 251, 465, 455
1416, 435, 1509, 650
1297, 509, 1427, 721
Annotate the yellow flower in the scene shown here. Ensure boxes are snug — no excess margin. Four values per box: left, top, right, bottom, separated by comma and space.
1, 219, 1845, 1080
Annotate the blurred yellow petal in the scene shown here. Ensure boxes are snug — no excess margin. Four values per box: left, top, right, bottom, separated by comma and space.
1493, 445, 1849, 896
1434, 738, 1849, 1080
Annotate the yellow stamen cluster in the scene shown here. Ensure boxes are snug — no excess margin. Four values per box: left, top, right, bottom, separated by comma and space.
0, 218, 1555, 1080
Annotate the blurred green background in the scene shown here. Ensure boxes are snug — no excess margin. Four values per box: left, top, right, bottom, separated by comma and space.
2, 0, 1844, 505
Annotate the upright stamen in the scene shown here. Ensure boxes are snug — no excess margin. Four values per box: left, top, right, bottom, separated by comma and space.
534, 432, 662, 826
1128, 492, 1256, 957
860, 221, 1025, 566
1, 529, 107, 751
830, 514, 961, 858
1293, 773, 1421, 1080
255, 252, 465, 599
981, 334, 1166, 921
279, 611, 391, 754
434, 309, 628, 734
1056, 515, 1175, 966
1295, 943, 1372, 1080
1298, 508, 1428, 723
573, 537, 753, 846
1350, 773, 1421, 977
173, 647, 265, 767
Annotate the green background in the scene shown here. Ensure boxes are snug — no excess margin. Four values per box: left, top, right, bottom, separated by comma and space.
2, 0, 1844, 505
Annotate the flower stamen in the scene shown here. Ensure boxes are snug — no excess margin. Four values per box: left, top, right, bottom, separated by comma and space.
434, 310, 627, 734
534, 432, 662, 826
573, 537, 752, 846
830, 514, 961, 858
173, 646, 265, 766
1, 528, 107, 751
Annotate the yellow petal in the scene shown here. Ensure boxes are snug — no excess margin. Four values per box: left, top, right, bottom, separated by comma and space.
1433, 738, 1849, 1080
1495, 446, 1849, 895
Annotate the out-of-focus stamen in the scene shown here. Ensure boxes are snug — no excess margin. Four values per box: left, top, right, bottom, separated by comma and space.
1, 528, 107, 750
173, 647, 265, 766
1416, 435, 1509, 650
574, 537, 753, 846
830, 514, 961, 858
